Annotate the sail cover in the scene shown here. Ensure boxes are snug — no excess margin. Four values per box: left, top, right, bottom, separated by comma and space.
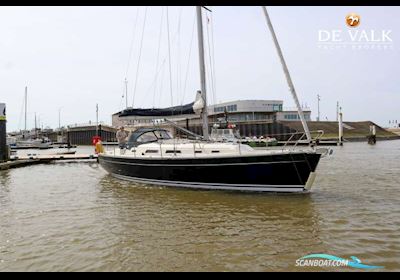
119, 102, 196, 117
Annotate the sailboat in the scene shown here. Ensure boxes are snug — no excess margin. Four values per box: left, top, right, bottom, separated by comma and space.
14, 87, 52, 150
98, 6, 325, 193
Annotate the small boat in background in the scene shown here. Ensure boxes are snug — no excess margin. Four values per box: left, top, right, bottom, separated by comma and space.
9, 87, 53, 150
13, 138, 52, 150
58, 144, 77, 149
6, 136, 17, 148
56, 150, 76, 155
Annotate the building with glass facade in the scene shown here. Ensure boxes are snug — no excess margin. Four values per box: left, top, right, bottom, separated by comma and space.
112, 100, 311, 130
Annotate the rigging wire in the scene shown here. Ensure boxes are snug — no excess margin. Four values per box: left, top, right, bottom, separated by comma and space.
142, 7, 194, 106
205, 12, 213, 105
152, 7, 165, 108
175, 7, 184, 106
205, 9, 217, 106
180, 9, 197, 106
170, 8, 183, 150
209, 9, 218, 105
148, 56, 168, 105
118, 80, 125, 111
124, 8, 140, 79
158, 63, 166, 108
121, 7, 140, 110
205, 44, 214, 106
166, 6, 174, 107
118, 97, 124, 112
131, 6, 148, 108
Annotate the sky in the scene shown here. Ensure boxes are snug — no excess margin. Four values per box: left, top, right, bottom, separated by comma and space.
0, 6, 399, 132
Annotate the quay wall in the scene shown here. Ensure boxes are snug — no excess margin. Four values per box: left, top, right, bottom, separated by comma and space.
178, 120, 398, 141
68, 125, 117, 145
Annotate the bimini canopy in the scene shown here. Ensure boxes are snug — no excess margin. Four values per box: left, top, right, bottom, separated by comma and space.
119, 102, 196, 117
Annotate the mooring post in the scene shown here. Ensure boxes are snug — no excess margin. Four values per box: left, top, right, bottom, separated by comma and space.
338, 111, 343, 146
368, 124, 377, 145
0, 103, 8, 162
98, 124, 102, 139
67, 127, 71, 148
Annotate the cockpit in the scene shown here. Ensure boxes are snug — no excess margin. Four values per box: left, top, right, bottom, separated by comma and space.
126, 128, 172, 148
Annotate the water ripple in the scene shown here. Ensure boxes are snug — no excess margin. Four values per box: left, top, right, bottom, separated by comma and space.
1, 142, 400, 271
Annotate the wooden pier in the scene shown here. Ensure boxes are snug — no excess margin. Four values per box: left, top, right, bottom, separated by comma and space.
0, 154, 98, 170
1, 159, 47, 170
15, 154, 98, 161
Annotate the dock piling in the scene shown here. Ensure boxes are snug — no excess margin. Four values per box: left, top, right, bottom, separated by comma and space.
338, 111, 344, 146
0, 103, 8, 162
368, 124, 377, 145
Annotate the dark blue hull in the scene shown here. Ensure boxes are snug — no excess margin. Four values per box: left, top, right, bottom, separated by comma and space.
99, 152, 321, 192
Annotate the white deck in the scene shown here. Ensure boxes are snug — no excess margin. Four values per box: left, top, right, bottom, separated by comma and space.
102, 140, 314, 160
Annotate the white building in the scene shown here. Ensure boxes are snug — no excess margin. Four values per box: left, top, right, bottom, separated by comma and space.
112, 100, 311, 128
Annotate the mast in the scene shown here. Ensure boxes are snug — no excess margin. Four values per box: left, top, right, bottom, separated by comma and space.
24, 86, 28, 133
34, 112, 37, 138
336, 101, 339, 122
96, 103, 99, 137
261, 7, 312, 141
196, 6, 210, 140
59, 108, 61, 131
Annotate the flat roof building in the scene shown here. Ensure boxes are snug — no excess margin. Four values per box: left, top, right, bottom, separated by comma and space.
112, 99, 311, 129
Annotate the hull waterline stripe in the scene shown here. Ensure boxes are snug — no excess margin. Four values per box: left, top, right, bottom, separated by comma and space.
110, 174, 306, 193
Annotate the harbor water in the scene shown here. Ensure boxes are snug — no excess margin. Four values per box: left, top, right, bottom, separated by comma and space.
1, 141, 400, 271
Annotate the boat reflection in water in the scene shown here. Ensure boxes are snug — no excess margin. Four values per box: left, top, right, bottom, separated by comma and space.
97, 174, 325, 271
